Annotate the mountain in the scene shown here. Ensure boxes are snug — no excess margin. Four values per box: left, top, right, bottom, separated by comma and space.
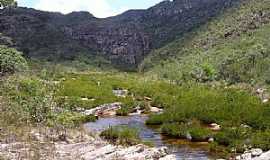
0, 0, 240, 70
141, 0, 270, 84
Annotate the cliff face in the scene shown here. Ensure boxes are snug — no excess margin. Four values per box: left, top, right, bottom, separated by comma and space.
0, 0, 240, 69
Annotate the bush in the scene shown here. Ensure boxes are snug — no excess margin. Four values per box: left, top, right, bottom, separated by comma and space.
0, 45, 28, 76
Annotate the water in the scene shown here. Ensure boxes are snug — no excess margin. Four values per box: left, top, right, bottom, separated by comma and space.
84, 115, 214, 160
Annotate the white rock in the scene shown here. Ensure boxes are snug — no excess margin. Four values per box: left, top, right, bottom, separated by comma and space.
112, 89, 128, 98
186, 133, 192, 141
251, 148, 263, 157
81, 98, 89, 101
241, 153, 252, 160
208, 137, 214, 142
150, 107, 163, 113
209, 123, 221, 131
255, 151, 270, 160
263, 99, 269, 103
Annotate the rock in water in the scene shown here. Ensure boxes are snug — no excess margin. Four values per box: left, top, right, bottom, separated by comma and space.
83, 102, 122, 116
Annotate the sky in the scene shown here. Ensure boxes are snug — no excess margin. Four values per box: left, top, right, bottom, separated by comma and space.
16, 0, 164, 18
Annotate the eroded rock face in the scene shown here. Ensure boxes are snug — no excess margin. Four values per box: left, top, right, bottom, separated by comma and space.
0, 0, 240, 69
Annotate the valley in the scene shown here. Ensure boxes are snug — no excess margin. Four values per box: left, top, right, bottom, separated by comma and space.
1, 0, 270, 160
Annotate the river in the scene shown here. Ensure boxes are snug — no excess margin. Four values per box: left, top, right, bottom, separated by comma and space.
85, 115, 217, 160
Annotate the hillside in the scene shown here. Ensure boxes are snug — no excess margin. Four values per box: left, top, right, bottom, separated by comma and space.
142, 0, 270, 85
0, 0, 240, 70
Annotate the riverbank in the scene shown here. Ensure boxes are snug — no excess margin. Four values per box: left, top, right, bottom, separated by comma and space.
0, 127, 175, 160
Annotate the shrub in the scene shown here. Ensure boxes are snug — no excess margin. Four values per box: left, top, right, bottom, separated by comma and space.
0, 45, 28, 76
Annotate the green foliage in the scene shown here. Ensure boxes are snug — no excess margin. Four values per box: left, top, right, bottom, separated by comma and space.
143, 0, 270, 85
161, 123, 212, 142
0, 45, 28, 76
215, 127, 251, 146
161, 123, 187, 138
100, 126, 140, 146
116, 107, 131, 116
0, 0, 16, 8
1, 76, 54, 123
51, 111, 96, 127
251, 130, 270, 151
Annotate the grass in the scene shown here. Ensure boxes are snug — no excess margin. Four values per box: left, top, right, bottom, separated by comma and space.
161, 122, 212, 142
100, 126, 141, 146
1, 58, 270, 156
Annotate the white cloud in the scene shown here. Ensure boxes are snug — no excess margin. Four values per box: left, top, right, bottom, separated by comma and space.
34, 0, 125, 18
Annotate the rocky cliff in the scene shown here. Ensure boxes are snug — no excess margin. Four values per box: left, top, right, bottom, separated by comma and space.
0, 0, 240, 69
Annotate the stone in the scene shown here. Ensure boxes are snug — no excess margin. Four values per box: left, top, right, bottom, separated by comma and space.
240, 153, 252, 160
255, 151, 270, 160
208, 137, 214, 143
83, 102, 122, 116
112, 89, 128, 98
251, 148, 263, 157
209, 123, 221, 131
81, 98, 89, 101
186, 133, 192, 141
262, 99, 269, 103
150, 107, 163, 113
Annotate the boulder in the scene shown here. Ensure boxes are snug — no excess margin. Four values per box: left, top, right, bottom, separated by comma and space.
254, 151, 270, 160
251, 148, 263, 157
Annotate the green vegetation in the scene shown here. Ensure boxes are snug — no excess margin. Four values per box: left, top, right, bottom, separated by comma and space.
0, 45, 28, 76
100, 126, 141, 146
142, 0, 270, 85
1, 0, 270, 157
146, 85, 270, 152
0, 0, 17, 8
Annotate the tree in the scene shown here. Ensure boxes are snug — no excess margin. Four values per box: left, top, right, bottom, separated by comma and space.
0, 0, 17, 8
0, 45, 28, 76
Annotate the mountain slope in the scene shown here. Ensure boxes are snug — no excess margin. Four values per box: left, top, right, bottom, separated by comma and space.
0, 0, 240, 70
142, 0, 270, 85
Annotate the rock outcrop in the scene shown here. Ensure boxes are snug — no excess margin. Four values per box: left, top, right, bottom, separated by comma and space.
0, 129, 176, 160
0, 0, 241, 69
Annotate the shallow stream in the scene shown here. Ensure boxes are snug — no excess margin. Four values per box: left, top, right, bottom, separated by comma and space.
85, 115, 217, 160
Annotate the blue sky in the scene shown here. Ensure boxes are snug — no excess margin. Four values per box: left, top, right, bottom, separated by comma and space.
17, 0, 164, 18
